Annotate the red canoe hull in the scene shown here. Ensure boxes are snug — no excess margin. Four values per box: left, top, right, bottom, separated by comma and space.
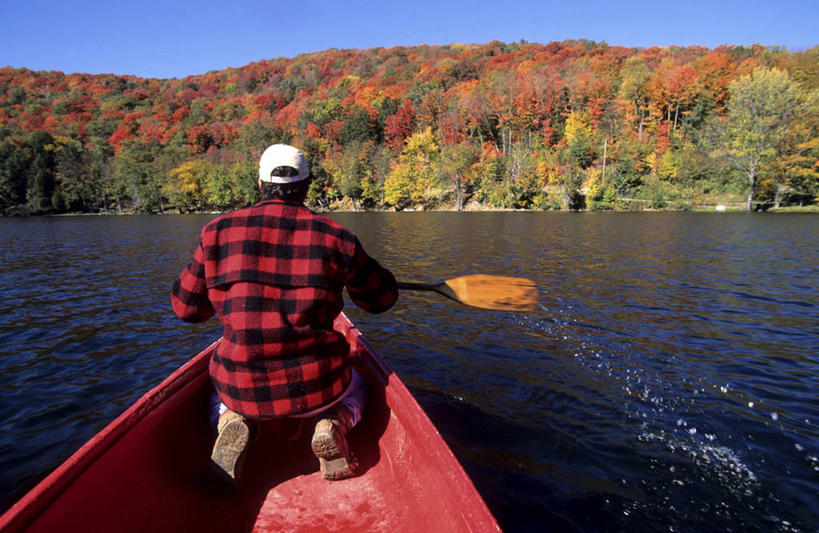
0, 314, 500, 532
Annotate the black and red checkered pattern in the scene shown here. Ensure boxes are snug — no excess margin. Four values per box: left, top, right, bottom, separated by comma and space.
171, 199, 397, 418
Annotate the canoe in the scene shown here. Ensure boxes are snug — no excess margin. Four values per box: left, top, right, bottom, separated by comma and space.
0, 313, 500, 532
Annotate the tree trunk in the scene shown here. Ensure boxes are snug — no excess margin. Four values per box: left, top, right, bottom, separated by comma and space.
501, 128, 511, 156
746, 166, 756, 211
673, 101, 680, 131
602, 138, 608, 183
774, 183, 781, 209
638, 106, 645, 141
455, 174, 463, 211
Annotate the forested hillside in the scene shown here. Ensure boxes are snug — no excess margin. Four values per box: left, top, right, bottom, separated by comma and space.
1, 40, 817, 214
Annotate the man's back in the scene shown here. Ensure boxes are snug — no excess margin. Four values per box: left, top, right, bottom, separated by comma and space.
172, 143, 397, 485
172, 198, 397, 418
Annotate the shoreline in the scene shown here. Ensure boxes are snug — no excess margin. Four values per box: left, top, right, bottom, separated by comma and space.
31, 204, 819, 217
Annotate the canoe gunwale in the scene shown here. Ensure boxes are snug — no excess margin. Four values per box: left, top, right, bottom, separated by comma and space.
339, 313, 501, 531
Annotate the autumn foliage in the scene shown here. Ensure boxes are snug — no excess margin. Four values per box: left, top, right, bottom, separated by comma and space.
0, 40, 816, 214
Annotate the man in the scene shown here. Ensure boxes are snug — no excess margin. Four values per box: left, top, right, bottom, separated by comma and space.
171, 144, 398, 486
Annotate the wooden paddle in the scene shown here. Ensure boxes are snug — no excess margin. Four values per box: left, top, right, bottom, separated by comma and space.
397, 274, 539, 312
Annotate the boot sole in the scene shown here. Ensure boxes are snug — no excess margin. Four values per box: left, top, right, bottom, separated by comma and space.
209, 418, 250, 487
311, 422, 357, 480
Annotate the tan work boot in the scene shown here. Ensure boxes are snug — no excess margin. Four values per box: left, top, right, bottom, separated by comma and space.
311, 406, 359, 480
208, 410, 251, 488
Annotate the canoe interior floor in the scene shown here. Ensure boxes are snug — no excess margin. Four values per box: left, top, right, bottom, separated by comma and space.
17, 361, 485, 532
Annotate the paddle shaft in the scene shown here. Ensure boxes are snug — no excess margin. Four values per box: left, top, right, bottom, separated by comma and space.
396, 281, 458, 303
396, 281, 440, 291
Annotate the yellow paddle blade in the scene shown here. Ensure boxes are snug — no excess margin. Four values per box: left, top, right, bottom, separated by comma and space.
441, 275, 539, 312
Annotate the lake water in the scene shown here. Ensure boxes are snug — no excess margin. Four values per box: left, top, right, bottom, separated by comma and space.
0, 212, 817, 532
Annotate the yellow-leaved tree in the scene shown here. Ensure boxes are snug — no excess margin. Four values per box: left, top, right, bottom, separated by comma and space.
165, 160, 209, 212
384, 128, 441, 209
561, 110, 596, 209
720, 67, 806, 210
564, 110, 595, 170
438, 141, 479, 211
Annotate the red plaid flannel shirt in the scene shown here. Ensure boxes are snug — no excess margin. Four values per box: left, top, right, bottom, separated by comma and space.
171, 199, 397, 418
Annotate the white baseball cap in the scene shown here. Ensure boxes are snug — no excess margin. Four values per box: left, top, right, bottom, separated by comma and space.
258, 144, 310, 183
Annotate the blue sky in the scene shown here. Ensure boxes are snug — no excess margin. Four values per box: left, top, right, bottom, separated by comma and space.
1, 0, 817, 79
